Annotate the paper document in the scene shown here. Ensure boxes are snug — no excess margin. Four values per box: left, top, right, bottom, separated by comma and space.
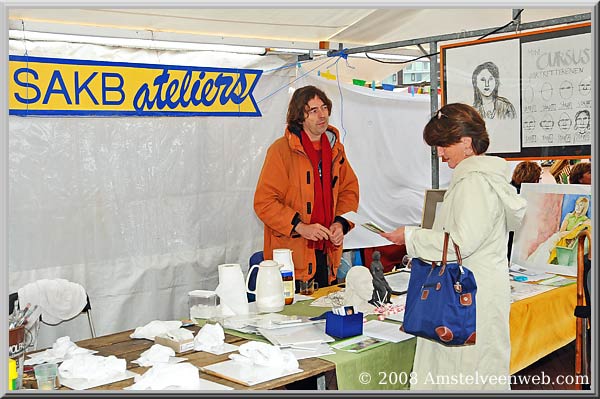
508, 263, 552, 282
341, 211, 392, 248
385, 271, 411, 294
258, 322, 333, 346
510, 281, 556, 302
201, 360, 303, 386
362, 320, 414, 343
342, 211, 388, 235
536, 275, 576, 287
332, 335, 388, 353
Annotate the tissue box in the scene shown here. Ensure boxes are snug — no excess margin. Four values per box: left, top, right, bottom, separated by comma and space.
155, 335, 194, 353
325, 311, 363, 339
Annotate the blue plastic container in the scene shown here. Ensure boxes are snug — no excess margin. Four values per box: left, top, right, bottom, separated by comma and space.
325, 311, 363, 338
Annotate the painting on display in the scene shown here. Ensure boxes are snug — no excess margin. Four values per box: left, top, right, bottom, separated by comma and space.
510, 183, 591, 276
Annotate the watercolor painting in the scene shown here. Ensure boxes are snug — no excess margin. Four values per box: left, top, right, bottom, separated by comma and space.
511, 183, 591, 275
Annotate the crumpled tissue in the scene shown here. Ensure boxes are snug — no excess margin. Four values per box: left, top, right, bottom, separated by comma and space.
229, 341, 299, 370
132, 344, 176, 367
24, 336, 96, 365
58, 353, 126, 380
193, 323, 225, 352
126, 362, 201, 390
130, 320, 183, 340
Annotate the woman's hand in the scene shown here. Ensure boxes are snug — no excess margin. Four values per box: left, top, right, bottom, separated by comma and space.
380, 226, 406, 245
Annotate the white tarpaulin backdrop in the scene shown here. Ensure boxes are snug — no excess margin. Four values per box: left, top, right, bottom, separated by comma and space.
9, 38, 450, 347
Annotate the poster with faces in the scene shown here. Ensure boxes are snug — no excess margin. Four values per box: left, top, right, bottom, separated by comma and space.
521, 33, 592, 147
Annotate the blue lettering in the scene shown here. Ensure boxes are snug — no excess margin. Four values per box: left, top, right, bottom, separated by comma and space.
200, 79, 217, 106
179, 70, 192, 107
75, 71, 99, 105
165, 79, 179, 109
153, 70, 170, 110
13, 67, 41, 104
131, 68, 257, 113
190, 71, 206, 106
102, 73, 125, 105
43, 70, 72, 104
215, 74, 234, 105
228, 75, 249, 104
133, 84, 153, 111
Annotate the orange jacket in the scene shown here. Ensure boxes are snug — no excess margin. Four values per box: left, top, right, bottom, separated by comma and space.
254, 126, 359, 283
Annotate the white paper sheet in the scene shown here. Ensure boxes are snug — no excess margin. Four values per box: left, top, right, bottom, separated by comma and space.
285, 343, 335, 360
258, 322, 333, 346
200, 360, 303, 386
385, 271, 411, 293
197, 378, 234, 390
131, 356, 187, 367
510, 281, 557, 302
293, 293, 315, 302
384, 295, 407, 322
202, 343, 239, 355
362, 320, 414, 343
509, 263, 555, 282
59, 370, 138, 390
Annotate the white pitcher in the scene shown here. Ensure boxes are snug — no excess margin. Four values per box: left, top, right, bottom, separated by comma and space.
246, 260, 284, 313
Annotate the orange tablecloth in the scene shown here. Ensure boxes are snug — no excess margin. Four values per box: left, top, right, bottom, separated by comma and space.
509, 283, 577, 374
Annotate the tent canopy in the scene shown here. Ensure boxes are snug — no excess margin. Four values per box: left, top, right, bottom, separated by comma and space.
8, 8, 590, 55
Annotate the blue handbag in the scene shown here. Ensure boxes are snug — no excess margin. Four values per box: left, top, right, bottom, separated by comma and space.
401, 232, 477, 346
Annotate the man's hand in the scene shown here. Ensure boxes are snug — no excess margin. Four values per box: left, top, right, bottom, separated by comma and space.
329, 222, 344, 246
380, 226, 406, 245
295, 222, 332, 241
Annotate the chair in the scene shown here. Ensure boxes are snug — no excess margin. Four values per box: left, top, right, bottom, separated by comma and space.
12, 280, 96, 350
574, 230, 591, 390
247, 251, 264, 302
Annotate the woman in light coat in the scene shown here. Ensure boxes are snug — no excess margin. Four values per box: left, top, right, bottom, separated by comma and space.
382, 103, 527, 390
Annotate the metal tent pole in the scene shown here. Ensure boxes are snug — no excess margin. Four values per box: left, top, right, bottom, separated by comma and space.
429, 41, 439, 189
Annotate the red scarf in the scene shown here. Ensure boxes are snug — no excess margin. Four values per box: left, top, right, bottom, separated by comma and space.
301, 131, 333, 251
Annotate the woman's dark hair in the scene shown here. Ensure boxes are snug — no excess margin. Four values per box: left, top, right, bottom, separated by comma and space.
286, 86, 332, 131
511, 161, 542, 191
423, 103, 490, 155
472, 61, 500, 108
569, 162, 591, 184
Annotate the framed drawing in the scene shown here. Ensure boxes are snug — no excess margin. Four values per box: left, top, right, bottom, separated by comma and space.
441, 22, 592, 160
421, 189, 446, 229
510, 183, 591, 276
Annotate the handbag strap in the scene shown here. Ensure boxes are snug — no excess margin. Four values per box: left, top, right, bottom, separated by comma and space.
439, 232, 463, 276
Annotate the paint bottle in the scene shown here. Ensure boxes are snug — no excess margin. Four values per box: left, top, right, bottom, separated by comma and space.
282, 271, 294, 305
9, 358, 18, 390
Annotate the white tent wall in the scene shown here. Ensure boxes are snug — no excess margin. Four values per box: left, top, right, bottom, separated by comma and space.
8, 38, 295, 347
302, 76, 453, 248
8, 37, 450, 348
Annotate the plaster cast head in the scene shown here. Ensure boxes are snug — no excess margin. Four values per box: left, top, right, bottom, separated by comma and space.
344, 266, 374, 313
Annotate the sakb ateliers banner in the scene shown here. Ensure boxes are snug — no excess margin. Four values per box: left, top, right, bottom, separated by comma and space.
9, 55, 262, 117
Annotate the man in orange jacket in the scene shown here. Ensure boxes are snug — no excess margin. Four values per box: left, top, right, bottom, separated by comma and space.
254, 85, 359, 288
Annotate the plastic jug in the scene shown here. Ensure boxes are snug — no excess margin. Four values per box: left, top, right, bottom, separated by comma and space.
246, 260, 285, 313
273, 248, 295, 277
